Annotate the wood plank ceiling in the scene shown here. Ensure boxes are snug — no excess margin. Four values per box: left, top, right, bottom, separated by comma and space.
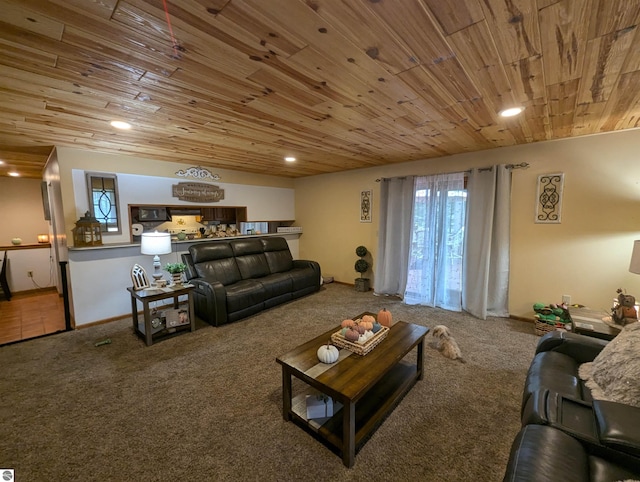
0, 0, 639, 179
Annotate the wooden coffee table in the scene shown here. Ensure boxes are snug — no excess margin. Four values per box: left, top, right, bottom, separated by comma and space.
276, 315, 429, 467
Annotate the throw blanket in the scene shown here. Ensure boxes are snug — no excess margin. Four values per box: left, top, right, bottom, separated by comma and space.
578, 322, 640, 408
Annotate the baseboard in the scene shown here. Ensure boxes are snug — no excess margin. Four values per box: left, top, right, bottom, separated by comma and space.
510, 314, 535, 324
11, 286, 58, 297
332, 280, 354, 287
76, 314, 131, 329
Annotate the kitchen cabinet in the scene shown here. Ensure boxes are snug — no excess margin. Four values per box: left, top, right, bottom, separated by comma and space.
201, 207, 246, 223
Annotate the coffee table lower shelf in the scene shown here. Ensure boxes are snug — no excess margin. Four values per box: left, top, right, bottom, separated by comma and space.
289, 362, 419, 455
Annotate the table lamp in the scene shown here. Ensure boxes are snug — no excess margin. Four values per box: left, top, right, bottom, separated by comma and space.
140, 232, 171, 283
629, 240, 640, 275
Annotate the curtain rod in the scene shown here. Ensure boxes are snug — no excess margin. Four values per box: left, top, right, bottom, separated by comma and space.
375, 162, 529, 182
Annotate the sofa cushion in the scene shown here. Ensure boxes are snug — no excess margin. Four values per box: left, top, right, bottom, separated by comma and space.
258, 272, 293, 298
523, 351, 582, 404
231, 239, 270, 279
190, 241, 233, 263
588, 456, 640, 482
262, 237, 294, 273
503, 424, 589, 482
578, 322, 640, 408
189, 243, 242, 286
225, 279, 266, 313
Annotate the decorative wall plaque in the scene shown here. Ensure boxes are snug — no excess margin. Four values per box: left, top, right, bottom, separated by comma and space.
360, 189, 372, 223
535, 173, 564, 223
175, 166, 220, 181
172, 182, 225, 203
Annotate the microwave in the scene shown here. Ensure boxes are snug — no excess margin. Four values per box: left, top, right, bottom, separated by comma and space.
137, 207, 168, 221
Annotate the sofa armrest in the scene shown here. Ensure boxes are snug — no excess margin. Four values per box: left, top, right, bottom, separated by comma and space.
293, 259, 320, 270
189, 278, 228, 326
535, 331, 608, 363
293, 259, 321, 279
593, 400, 640, 458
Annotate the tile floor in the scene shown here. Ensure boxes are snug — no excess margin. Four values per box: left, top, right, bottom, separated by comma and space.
0, 289, 66, 346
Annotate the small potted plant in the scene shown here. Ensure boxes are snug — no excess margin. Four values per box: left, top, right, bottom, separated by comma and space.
354, 245, 370, 292
164, 262, 187, 286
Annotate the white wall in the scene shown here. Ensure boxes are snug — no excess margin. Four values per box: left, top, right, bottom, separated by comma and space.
71, 171, 295, 245
1, 247, 54, 292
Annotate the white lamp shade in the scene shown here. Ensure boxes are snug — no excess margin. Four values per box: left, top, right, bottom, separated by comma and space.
140, 231, 171, 255
630, 240, 640, 274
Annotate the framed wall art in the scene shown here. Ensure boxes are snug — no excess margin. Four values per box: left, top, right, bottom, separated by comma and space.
535, 173, 564, 224
360, 189, 372, 223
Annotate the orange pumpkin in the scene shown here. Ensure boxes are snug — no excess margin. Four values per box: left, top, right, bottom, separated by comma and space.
341, 319, 355, 328
361, 315, 375, 325
377, 308, 393, 327
359, 320, 373, 331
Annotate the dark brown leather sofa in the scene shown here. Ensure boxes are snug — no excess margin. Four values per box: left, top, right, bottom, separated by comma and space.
503, 331, 640, 481
182, 236, 321, 326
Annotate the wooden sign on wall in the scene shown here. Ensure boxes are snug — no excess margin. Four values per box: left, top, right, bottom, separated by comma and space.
172, 182, 225, 203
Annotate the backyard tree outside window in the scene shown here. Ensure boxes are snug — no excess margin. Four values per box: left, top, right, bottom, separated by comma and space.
86, 172, 121, 233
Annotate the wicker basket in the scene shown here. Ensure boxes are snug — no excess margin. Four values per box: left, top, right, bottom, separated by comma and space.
331, 325, 389, 355
534, 319, 559, 336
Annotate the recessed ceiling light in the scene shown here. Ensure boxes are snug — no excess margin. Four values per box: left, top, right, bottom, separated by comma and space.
110, 120, 132, 129
499, 107, 524, 117
8, 171, 20, 177
284, 156, 296, 162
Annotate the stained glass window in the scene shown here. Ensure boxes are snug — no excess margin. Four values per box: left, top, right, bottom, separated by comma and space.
86, 173, 120, 233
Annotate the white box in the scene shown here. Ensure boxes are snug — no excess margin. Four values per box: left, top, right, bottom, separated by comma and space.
162, 308, 190, 328
306, 394, 334, 419
277, 226, 303, 233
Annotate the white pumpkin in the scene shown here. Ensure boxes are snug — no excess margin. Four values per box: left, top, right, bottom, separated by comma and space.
317, 343, 339, 364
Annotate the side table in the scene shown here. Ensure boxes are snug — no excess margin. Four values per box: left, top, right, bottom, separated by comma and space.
127, 284, 196, 346
569, 307, 621, 341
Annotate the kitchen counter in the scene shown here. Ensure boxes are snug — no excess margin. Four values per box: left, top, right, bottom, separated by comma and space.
67, 232, 300, 251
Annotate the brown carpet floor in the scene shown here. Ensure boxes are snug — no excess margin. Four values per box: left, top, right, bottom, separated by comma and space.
0, 283, 538, 481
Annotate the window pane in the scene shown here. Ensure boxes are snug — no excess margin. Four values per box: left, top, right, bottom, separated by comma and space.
87, 173, 120, 234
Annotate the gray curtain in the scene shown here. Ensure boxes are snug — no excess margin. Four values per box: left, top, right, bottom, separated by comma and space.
374, 176, 414, 296
462, 165, 511, 319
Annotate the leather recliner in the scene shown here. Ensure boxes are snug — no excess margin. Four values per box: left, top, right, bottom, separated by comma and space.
503, 331, 640, 481
521, 331, 608, 423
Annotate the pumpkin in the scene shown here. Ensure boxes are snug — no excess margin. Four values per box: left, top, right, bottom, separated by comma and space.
340, 327, 349, 337
341, 319, 355, 328
361, 315, 375, 325
371, 321, 382, 333
317, 342, 339, 364
377, 308, 393, 327
359, 320, 373, 331
345, 328, 360, 342
355, 324, 367, 335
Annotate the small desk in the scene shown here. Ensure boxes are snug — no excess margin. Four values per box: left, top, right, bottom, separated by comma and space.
127, 284, 196, 346
569, 307, 621, 341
